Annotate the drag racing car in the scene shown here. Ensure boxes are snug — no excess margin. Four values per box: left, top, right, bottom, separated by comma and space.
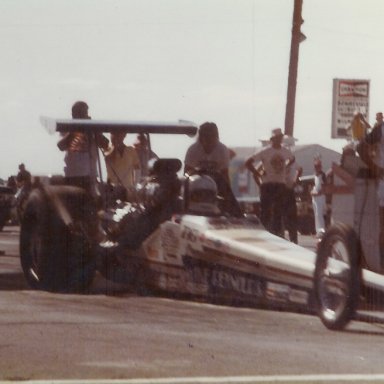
19, 118, 317, 314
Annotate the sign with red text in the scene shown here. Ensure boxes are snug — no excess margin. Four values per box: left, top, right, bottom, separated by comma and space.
331, 78, 370, 138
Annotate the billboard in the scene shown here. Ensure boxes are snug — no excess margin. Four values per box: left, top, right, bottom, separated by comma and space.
331, 78, 370, 138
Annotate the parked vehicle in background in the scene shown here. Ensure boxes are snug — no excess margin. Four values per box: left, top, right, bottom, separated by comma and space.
0, 184, 16, 231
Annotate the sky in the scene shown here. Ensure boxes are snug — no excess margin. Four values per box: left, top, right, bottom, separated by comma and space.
0, 0, 383, 180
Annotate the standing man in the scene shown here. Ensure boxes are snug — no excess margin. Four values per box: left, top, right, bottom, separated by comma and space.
283, 160, 302, 243
282, 135, 302, 244
311, 159, 327, 238
245, 128, 294, 237
57, 101, 108, 191
184, 122, 230, 183
16, 163, 32, 190
15, 163, 32, 218
105, 132, 141, 190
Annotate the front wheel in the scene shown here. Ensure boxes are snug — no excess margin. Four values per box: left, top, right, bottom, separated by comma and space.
314, 223, 361, 330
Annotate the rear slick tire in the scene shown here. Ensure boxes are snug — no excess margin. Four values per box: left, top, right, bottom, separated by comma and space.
314, 223, 361, 330
20, 189, 95, 293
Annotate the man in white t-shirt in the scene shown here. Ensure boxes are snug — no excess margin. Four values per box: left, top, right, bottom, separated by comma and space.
245, 128, 294, 237
184, 122, 230, 183
105, 132, 141, 191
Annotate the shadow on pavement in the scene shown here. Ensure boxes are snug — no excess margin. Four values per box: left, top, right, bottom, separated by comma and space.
0, 272, 29, 290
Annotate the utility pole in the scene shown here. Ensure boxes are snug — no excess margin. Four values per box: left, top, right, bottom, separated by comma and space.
284, 0, 306, 137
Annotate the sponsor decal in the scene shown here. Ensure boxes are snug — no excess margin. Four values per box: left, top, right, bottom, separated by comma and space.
185, 264, 210, 295
266, 282, 290, 303
149, 249, 308, 307
211, 269, 263, 297
182, 226, 230, 251
183, 251, 264, 298
266, 282, 309, 305
181, 226, 199, 243
289, 289, 309, 305
161, 226, 180, 256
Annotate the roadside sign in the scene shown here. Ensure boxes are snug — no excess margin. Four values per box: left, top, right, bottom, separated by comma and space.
331, 78, 370, 138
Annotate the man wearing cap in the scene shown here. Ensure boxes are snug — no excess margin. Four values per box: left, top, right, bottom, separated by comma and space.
245, 128, 295, 237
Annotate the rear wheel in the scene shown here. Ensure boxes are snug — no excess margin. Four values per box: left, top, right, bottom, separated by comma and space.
20, 189, 95, 292
314, 223, 361, 330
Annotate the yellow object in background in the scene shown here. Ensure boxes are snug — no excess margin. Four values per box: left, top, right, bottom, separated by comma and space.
350, 114, 367, 140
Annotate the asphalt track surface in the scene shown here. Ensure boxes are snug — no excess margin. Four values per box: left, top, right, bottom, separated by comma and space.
2, 226, 384, 383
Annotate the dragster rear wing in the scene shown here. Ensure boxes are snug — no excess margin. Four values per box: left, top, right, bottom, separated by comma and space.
40, 117, 198, 137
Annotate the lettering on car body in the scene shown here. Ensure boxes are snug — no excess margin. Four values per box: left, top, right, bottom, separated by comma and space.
181, 226, 198, 243
266, 282, 309, 305
183, 252, 265, 299
161, 225, 180, 260
211, 269, 263, 297
182, 226, 231, 252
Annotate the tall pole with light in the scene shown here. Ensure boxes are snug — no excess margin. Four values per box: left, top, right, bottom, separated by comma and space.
284, 0, 306, 137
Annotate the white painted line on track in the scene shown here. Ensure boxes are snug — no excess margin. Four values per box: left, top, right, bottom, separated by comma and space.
6, 374, 384, 384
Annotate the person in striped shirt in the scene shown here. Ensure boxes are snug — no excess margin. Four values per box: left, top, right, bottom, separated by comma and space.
57, 101, 108, 191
